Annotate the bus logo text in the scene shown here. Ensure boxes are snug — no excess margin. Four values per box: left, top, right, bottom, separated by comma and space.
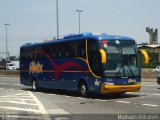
29, 61, 43, 74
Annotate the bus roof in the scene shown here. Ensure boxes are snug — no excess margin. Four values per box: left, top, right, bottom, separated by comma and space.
21, 32, 134, 48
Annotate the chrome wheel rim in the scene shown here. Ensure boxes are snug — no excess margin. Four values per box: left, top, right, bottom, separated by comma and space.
32, 81, 36, 90
81, 85, 86, 96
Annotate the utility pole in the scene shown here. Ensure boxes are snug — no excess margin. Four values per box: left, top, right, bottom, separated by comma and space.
56, 0, 59, 39
76, 10, 83, 34
4, 24, 10, 61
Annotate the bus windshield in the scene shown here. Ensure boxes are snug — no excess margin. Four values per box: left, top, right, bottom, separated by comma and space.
101, 40, 140, 77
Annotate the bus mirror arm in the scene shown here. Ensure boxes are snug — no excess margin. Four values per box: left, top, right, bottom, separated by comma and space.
99, 49, 107, 64
139, 49, 149, 64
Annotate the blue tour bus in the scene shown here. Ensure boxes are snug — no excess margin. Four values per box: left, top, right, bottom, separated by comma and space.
20, 33, 149, 97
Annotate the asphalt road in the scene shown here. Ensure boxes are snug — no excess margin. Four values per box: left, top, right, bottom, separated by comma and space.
0, 77, 160, 120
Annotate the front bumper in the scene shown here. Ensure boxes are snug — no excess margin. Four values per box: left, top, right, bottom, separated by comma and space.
101, 84, 141, 94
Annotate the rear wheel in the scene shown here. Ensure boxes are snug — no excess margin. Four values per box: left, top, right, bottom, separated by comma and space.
32, 80, 38, 91
80, 82, 89, 98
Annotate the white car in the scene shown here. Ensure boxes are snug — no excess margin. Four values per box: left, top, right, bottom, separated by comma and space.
152, 66, 160, 72
6, 63, 16, 70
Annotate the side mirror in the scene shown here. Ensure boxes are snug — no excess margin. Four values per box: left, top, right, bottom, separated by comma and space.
99, 49, 107, 64
139, 49, 149, 64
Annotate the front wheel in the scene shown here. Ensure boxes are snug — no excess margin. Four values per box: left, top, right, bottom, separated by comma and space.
32, 80, 39, 91
80, 83, 89, 98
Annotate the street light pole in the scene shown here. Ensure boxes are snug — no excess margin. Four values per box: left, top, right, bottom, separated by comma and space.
4, 24, 10, 61
76, 10, 83, 34
56, 0, 59, 39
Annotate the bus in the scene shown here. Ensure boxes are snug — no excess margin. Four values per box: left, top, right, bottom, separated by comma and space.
20, 32, 149, 97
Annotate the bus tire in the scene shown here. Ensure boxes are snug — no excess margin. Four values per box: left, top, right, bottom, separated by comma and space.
32, 80, 39, 91
80, 82, 89, 98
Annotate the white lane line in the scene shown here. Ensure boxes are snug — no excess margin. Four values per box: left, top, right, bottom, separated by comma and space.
141, 104, 159, 107
142, 85, 158, 87
0, 77, 19, 80
49, 94, 56, 96
13, 84, 21, 86
0, 83, 20, 86
15, 92, 29, 95
76, 97, 87, 100
0, 106, 40, 113
18, 96, 32, 98
9, 89, 15, 90
116, 101, 131, 104
127, 92, 134, 94
152, 93, 160, 96
0, 83, 7, 85
0, 98, 33, 101
94, 99, 108, 102
6, 115, 42, 120
4, 101, 38, 106
28, 91, 51, 120
2, 96, 18, 98
141, 82, 158, 87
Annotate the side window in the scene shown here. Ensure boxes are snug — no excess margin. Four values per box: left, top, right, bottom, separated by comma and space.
77, 40, 86, 58
20, 47, 32, 60
34, 46, 44, 59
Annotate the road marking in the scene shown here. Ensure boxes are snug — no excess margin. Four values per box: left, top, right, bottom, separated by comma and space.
0, 106, 40, 113
0, 83, 21, 86
152, 93, 160, 96
4, 101, 38, 106
17, 95, 31, 98
0, 77, 19, 80
49, 94, 56, 96
9, 89, 15, 90
0, 83, 7, 85
1, 98, 34, 101
127, 92, 134, 94
142, 84, 158, 87
13, 84, 21, 86
117, 101, 131, 104
6, 115, 42, 120
141, 82, 158, 87
2, 96, 19, 98
76, 97, 87, 99
15, 92, 29, 95
28, 91, 51, 120
141, 104, 159, 107
94, 99, 109, 102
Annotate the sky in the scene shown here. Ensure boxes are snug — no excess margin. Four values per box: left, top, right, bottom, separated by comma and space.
0, 0, 160, 58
